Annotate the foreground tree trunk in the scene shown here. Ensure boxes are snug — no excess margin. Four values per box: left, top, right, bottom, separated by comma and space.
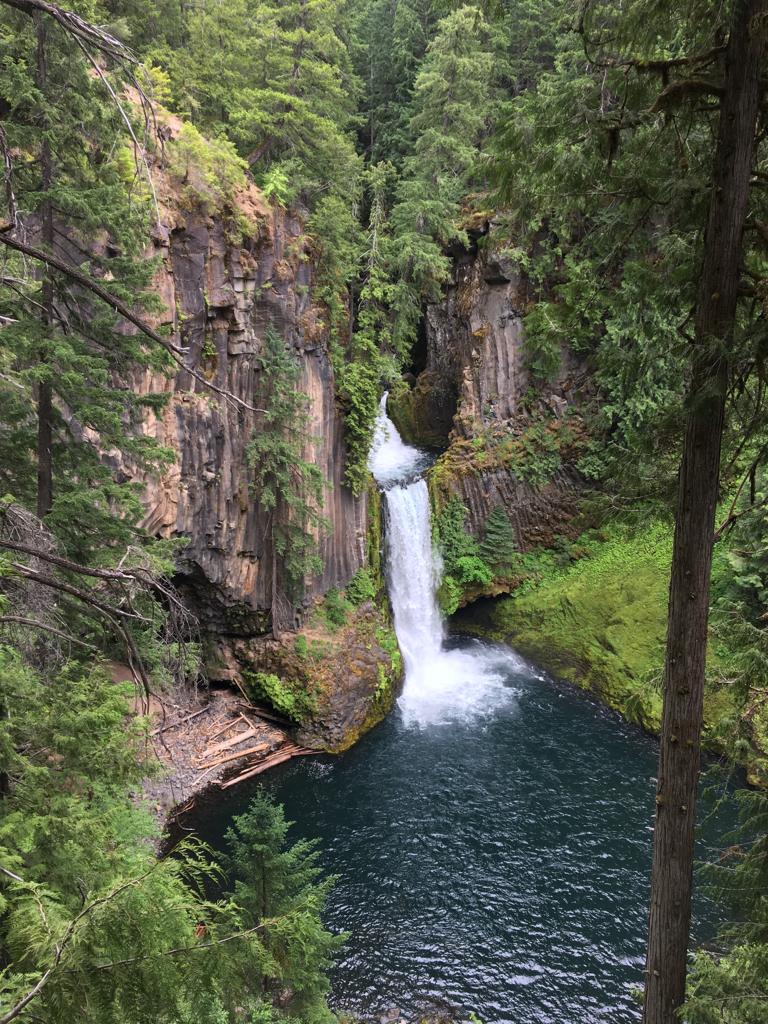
35, 11, 54, 519
643, 3, 767, 1021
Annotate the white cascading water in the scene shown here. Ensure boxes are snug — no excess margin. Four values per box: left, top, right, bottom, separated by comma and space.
369, 394, 520, 726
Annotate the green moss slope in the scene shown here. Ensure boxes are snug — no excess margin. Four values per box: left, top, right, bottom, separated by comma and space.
457, 522, 752, 770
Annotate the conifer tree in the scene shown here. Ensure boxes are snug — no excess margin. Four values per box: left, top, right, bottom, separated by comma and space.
0, 0, 172, 558
480, 505, 517, 571
247, 328, 328, 635
176, 0, 361, 200
350, 0, 433, 164
222, 793, 344, 1022
684, 788, 768, 1023
390, 4, 494, 347
489, 0, 768, 1017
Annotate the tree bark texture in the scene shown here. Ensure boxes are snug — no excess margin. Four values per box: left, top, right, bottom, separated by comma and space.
643, 3, 767, 1022
35, 11, 54, 519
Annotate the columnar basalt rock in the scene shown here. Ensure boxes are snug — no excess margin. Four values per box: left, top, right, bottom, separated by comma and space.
121, 193, 368, 642
392, 221, 586, 551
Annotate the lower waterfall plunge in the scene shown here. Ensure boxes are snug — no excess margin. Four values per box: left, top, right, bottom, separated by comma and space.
369, 394, 523, 726
189, 397, 729, 1022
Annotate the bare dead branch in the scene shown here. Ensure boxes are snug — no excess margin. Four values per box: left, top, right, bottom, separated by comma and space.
0, 0, 137, 63
0, 615, 98, 649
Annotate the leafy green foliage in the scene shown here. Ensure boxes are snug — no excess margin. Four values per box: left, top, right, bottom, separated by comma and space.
166, 122, 249, 213
387, 5, 494, 346
0, 6, 173, 554
161, 0, 361, 202
245, 671, 317, 723
320, 586, 353, 628
685, 790, 768, 1024
0, 650, 338, 1024
433, 497, 493, 613
345, 567, 378, 606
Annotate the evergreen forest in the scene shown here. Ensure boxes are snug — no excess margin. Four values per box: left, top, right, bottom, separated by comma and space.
1, 0, 768, 1022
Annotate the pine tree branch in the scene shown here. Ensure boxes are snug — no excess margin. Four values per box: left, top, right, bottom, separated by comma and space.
0, 865, 163, 1024
75, 920, 270, 971
6, 559, 155, 696
0, 230, 257, 414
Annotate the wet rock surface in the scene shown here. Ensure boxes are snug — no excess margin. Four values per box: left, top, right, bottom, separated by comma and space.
392, 220, 586, 549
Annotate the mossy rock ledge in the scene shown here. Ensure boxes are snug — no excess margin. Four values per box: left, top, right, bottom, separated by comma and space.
223, 601, 403, 755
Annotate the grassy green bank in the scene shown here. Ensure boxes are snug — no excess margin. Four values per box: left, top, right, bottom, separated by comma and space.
453, 522, 768, 783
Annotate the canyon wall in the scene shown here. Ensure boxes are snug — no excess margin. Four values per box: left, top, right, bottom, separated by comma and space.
391, 220, 587, 549
121, 184, 368, 641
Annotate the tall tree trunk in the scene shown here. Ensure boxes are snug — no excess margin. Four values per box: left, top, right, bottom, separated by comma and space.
35, 11, 53, 520
643, 3, 767, 1021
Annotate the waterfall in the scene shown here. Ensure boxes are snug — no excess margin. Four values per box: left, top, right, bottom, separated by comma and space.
369, 394, 518, 726
382, 478, 444, 673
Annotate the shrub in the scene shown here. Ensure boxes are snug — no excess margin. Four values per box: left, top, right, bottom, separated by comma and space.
345, 567, 377, 606
245, 671, 316, 723
166, 122, 248, 213
322, 587, 352, 627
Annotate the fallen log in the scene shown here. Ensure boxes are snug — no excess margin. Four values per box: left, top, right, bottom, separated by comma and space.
151, 705, 210, 737
200, 726, 257, 759
206, 716, 241, 743
219, 746, 314, 789
235, 701, 291, 726
196, 741, 270, 772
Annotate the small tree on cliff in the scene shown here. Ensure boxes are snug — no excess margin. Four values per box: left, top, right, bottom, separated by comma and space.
247, 327, 327, 636
480, 505, 517, 572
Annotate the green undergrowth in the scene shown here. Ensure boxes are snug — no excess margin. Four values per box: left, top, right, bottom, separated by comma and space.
458, 520, 765, 777
480, 521, 671, 726
312, 566, 380, 631
244, 670, 319, 724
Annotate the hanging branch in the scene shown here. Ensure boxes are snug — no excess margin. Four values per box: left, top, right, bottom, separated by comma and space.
575, 3, 727, 74
0, 615, 98, 650
0, 0, 137, 63
72, 36, 160, 222
0, 864, 164, 1024
0, 230, 257, 413
0, 505, 197, 698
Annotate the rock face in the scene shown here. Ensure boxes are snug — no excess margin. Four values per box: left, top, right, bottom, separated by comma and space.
391, 221, 586, 550
125, 190, 368, 640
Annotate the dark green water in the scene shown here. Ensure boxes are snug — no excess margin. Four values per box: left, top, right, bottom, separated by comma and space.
189, 639, 727, 1024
